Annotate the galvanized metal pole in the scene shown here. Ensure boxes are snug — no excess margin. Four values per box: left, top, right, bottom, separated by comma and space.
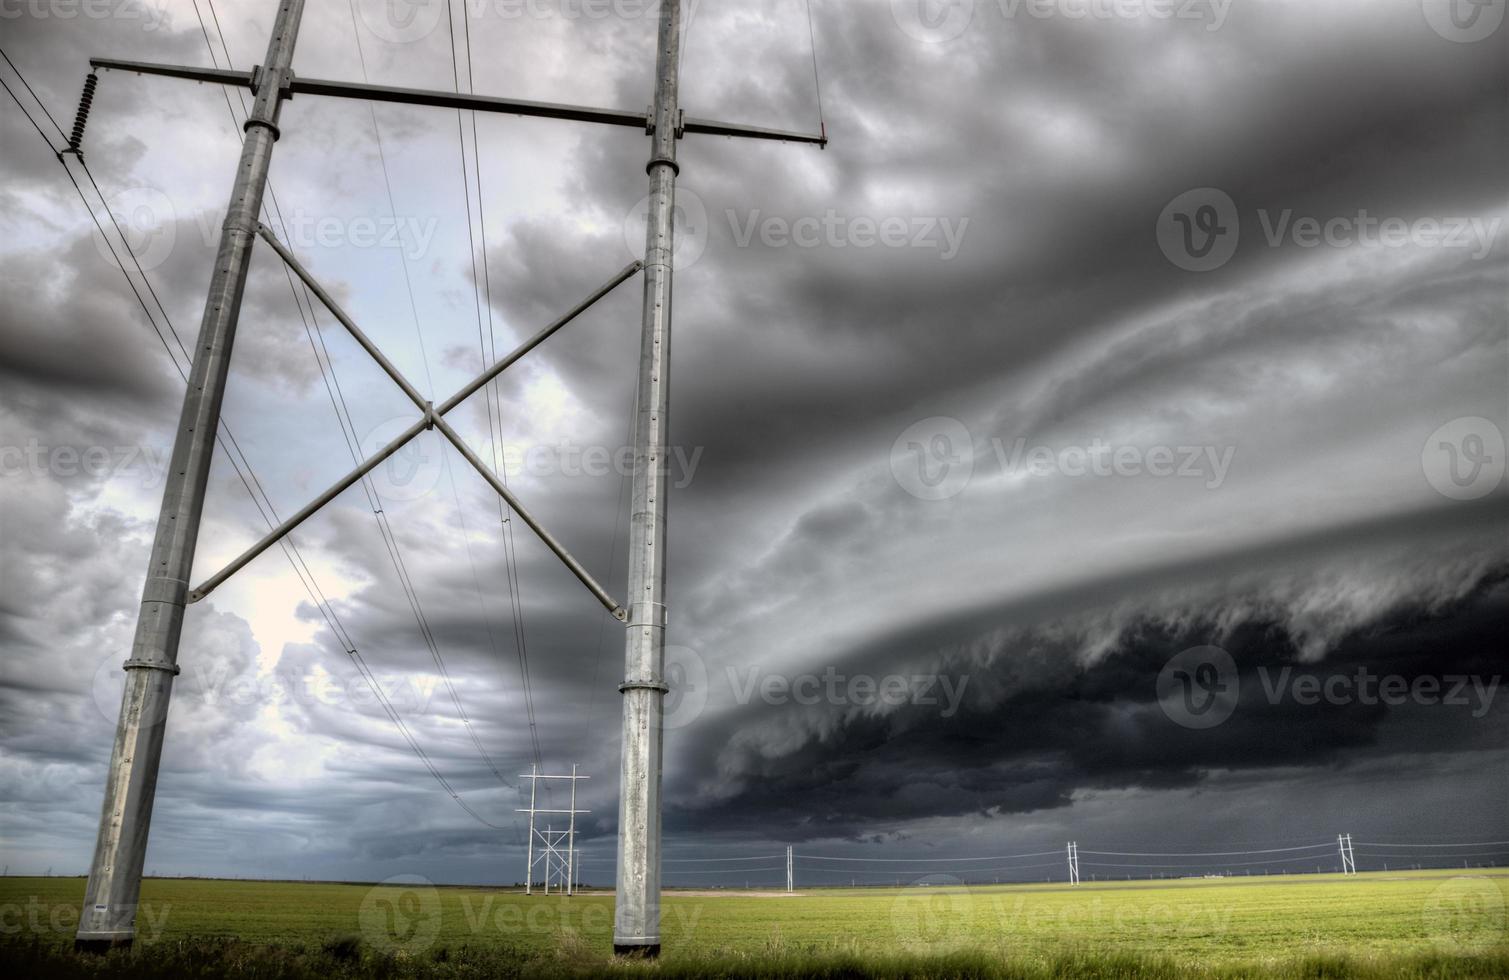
614, 0, 681, 958
567, 764, 578, 896
74, 0, 304, 952
525, 765, 537, 895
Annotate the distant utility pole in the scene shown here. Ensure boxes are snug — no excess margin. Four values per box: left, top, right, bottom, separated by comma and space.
786, 846, 794, 893
517, 766, 590, 895
1337, 834, 1356, 876
70, 0, 824, 956
1067, 842, 1081, 885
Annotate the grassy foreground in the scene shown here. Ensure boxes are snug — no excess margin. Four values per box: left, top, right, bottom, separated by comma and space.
2, 869, 1506, 977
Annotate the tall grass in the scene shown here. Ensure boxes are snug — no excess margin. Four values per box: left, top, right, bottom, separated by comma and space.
3, 937, 1505, 980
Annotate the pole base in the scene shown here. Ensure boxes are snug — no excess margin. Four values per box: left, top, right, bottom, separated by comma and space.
613, 943, 661, 959
75, 936, 132, 955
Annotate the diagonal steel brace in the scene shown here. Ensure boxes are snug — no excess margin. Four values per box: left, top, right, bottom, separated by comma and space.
188, 232, 641, 620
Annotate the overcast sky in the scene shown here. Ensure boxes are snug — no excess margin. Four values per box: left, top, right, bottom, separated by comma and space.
0, 0, 1505, 889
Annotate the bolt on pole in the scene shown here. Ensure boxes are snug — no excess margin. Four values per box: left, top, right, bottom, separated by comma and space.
614, 0, 681, 958
73, 0, 305, 952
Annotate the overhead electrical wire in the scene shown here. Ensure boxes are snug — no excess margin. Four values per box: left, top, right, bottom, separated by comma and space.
1, 39, 515, 835
801, 861, 1066, 876
797, 849, 1064, 863
440, 0, 549, 786
1080, 842, 1334, 857
805, 0, 826, 142
199, 0, 524, 836
1352, 840, 1509, 848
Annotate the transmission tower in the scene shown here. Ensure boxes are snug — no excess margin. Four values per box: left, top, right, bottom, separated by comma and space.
1067, 841, 1081, 885
69, 0, 825, 955
1337, 833, 1356, 875
517, 766, 590, 895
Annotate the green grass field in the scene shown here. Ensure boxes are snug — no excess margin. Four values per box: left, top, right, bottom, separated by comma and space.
3, 869, 1506, 977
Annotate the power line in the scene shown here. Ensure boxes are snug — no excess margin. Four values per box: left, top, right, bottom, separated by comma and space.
197, 0, 524, 823
1355, 850, 1509, 860
1353, 840, 1509, 848
796, 849, 1063, 862
0, 49, 66, 141
1079, 854, 1348, 870
805, 0, 826, 140
437, 0, 549, 789
801, 861, 1066, 876
1080, 843, 1334, 857
3, 45, 513, 834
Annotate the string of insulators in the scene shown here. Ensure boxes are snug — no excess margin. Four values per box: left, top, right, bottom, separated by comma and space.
67, 71, 98, 155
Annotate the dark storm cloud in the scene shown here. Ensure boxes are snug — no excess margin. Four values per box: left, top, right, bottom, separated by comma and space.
666, 501, 1509, 841
479, 0, 1509, 520
2, 0, 1506, 882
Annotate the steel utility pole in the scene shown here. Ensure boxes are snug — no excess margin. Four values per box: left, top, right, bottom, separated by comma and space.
614, 0, 680, 957
74, 0, 304, 952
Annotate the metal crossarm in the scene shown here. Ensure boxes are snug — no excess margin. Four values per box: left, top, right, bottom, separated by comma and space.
89, 58, 828, 147
187, 237, 641, 620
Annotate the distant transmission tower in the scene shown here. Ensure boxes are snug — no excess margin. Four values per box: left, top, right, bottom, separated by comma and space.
1067, 842, 1081, 884
1337, 834, 1356, 875
518, 766, 589, 895
786, 846, 794, 893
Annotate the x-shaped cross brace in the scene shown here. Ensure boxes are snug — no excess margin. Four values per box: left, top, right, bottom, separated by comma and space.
188, 224, 641, 621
